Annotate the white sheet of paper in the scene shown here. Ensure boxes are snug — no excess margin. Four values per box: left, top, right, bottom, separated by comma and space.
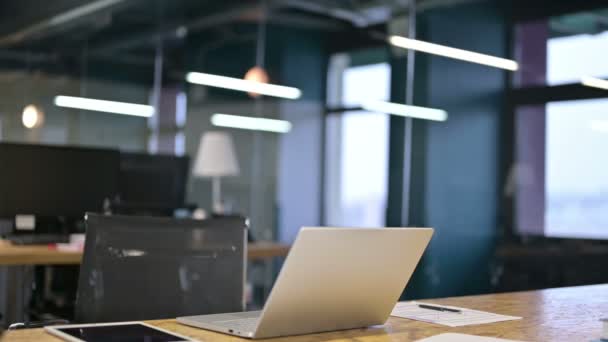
391, 301, 521, 327
416, 333, 525, 342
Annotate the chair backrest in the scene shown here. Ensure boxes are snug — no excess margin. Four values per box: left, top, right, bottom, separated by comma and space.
75, 213, 247, 323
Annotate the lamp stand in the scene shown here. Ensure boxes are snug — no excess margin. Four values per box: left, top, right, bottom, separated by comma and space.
212, 176, 223, 214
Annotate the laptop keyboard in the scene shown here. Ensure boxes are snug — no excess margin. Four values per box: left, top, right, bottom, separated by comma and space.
213, 317, 259, 332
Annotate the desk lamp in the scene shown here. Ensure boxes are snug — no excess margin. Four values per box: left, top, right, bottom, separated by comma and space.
193, 131, 239, 214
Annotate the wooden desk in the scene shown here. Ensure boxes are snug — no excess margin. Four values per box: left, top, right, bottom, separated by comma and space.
247, 243, 291, 261
4, 284, 607, 341
0, 241, 290, 265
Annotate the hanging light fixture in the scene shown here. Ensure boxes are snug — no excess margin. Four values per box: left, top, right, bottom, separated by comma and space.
581, 76, 608, 90
22, 104, 44, 129
362, 100, 447, 122
389, 35, 519, 71
244, 1, 269, 98
244, 66, 269, 87
186, 2, 301, 99
211, 113, 292, 133
21, 53, 45, 129
186, 72, 301, 99
54, 95, 155, 117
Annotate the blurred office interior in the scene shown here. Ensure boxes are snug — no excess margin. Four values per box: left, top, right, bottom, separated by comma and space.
1, 0, 608, 329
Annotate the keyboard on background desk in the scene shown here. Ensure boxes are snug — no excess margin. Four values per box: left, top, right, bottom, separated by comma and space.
4, 234, 70, 245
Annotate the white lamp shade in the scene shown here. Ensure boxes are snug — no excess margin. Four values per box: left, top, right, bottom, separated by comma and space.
193, 131, 240, 177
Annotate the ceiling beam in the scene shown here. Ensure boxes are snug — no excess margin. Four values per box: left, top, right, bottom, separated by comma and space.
90, 4, 262, 53
279, 0, 370, 27
0, 0, 136, 47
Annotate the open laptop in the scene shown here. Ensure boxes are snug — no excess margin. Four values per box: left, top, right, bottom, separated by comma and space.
177, 227, 433, 339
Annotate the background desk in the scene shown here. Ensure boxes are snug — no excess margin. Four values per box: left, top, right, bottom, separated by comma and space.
0, 241, 291, 265
0, 241, 290, 327
4, 284, 607, 341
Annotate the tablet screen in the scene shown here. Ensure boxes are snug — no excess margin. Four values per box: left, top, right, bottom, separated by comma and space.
54, 323, 190, 342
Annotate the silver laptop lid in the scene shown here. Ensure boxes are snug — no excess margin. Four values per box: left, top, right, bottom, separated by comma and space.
253, 227, 433, 338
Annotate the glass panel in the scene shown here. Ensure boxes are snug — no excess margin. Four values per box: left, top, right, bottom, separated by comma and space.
545, 98, 608, 239
548, 31, 608, 86
342, 63, 391, 107
514, 8, 608, 88
325, 62, 390, 227
514, 98, 608, 239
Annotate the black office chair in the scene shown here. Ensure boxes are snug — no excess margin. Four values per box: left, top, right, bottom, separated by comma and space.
75, 213, 247, 323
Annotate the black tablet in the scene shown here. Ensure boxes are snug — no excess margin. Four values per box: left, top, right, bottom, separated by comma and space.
45, 322, 196, 342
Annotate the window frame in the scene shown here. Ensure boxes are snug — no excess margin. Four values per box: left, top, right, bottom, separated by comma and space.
505, 5, 608, 243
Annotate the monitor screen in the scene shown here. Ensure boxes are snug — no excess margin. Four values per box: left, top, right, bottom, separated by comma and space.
0, 143, 120, 218
118, 152, 189, 208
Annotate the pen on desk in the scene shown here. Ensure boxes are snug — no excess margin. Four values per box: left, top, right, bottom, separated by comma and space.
418, 304, 462, 313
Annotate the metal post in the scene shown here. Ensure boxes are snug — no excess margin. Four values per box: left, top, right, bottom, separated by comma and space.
148, 2, 164, 154
212, 176, 222, 213
249, 0, 267, 239
402, 0, 417, 226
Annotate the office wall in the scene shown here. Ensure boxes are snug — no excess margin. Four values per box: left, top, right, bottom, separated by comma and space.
276, 28, 326, 243
404, 0, 506, 298
278, 100, 324, 243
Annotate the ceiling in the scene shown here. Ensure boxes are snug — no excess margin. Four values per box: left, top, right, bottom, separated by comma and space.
0, 0, 420, 83
0, 0, 508, 85
3, 0, 608, 64
550, 7, 608, 37
0, 0, 406, 51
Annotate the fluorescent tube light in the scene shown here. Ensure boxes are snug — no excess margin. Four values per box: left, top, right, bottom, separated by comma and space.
389, 35, 519, 71
362, 100, 448, 122
186, 72, 302, 100
211, 113, 292, 133
54, 95, 154, 117
581, 76, 608, 90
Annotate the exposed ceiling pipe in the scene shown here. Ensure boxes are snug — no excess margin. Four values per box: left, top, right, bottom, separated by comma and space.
92, 1, 350, 53
0, 0, 134, 47
415, 0, 485, 12
262, 12, 351, 31
90, 4, 263, 53
279, 0, 370, 27
283, 0, 484, 28
0, 50, 59, 63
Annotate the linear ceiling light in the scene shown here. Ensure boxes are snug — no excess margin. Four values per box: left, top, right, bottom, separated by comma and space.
211, 113, 292, 133
54, 95, 154, 117
389, 35, 519, 71
186, 72, 302, 100
581, 76, 608, 90
362, 100, 448, 122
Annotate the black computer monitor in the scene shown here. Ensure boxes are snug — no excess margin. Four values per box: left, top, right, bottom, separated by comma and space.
117, 152, 190, 210
0, 143, 120, 218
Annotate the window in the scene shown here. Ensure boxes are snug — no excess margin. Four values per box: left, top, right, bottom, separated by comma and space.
324, 58, 390, 227
512, 7, 608, 240
547, 31, 608, 86
514, 8, 608, 88
545, 99, 608, 239
514, 99, 608, 240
